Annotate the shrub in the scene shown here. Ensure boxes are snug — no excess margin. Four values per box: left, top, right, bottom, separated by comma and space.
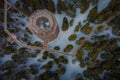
42, 56, 47, 60
74, 22, 82, 32
75, 37, 85, 45
34, 0, 42, 9
12, 54, 25, 64
66, 4, 76, 17
87, 5, 98, 23
29, 64, 39, 75
58, 56, 64, 63
83, 41, 94, 50
63, 59, 68, 64
96, 25, 104, 33
68, 34, 77, 41
57, 0, 66, 14
62, 17, 69, 31
41, 61, 53, 71
48, 53, 55, 58
32, 41, 42, 47
64, 44, 73, 52
43, 51, 48, 56
88, 53, 99, 62
58, 56, 68, 64
76, 49, 84, 62
13, 70, 28, 80
81, 23, 93, 34
88, 64, 95, 69
57, 64, 62, 69
42, 51, 48, 60
46, 0, 55, 13
54, 58, 59, 64
21, 4, 30, 16
80, 0, 89, 13
59, 67, 66, 75
54, 46, 60, 50
80, 62, 86, 68
26, 53, 37, 58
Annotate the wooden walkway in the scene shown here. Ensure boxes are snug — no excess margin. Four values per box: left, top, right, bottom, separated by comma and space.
3, 0, 74, 56
3, 0, 120, 57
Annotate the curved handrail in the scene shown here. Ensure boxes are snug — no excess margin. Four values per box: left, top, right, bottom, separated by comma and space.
3, 0, 74, 56
4, 0, 120, 57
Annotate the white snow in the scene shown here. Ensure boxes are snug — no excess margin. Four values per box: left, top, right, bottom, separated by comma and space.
25, 6, 94, 79
97, 0, 111, 12
0, 55, 12, 64
9, 0, 17, 5
50, 6, 93, 80
1, 0, 118, 80
30, 34, 44, 43
49, 6, 93, 53
21, 3, 93, 80
60, 56, 87, 80
117, 42, 120, 47
53, 0, 58, 7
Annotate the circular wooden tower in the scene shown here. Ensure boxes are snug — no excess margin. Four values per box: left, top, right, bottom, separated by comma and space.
28, 9, 59, 47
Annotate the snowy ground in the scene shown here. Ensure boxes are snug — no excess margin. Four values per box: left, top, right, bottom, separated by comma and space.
49, 6, 93, 53
0, 54, 12, 64
61, 56, 87, 80
8, 0, 17, 5
1, 0, 119, 80
117, 42, 120, 47
11, 4, 94, 80
49, 6, 93, 80
97, 0, 111, 12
